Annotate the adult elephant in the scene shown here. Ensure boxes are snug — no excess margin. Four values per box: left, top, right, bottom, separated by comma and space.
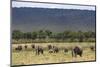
15, 45, 22, 51
35, 46, 44, 55
48, 45, 52, 50
48, 46, 59, 53
53, 46, 59, 53
72, 46, 83, 57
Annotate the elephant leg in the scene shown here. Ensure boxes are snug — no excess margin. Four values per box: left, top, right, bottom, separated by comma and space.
72, 51, 74, 57
75, 54, 77, 57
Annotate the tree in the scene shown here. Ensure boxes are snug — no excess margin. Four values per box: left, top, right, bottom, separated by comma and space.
25, 32, 32, 39
84, 31, 95, 38
45, 30, 52, 39
37, 30, 46, 39
45, 30, 52, 36
77, 31, 84, 42
12, 30, 23, 40
31, 32, 37, 40
63, 31, 71, 39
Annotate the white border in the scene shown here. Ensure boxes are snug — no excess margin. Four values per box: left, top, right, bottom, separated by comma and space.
0, 0, 100, 67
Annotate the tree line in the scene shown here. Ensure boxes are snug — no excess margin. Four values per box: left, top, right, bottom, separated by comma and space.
12, 30, 95, 43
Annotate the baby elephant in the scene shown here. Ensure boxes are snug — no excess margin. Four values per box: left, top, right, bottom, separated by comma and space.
64, 48, 68, 53
31, 44, 35, 49
24, 45, 28, 50
90, 46, 95, 51
72, 46, 83, 57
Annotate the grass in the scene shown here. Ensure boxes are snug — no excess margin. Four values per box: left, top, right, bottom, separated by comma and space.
12, 42, 96, 66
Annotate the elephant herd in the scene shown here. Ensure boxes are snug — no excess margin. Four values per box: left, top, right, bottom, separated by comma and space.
15, 44, 95, 57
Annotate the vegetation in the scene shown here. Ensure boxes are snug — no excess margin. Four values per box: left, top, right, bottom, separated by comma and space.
12, 30, 95, 43
12, 42, 95, 66
12, 30, 96, 66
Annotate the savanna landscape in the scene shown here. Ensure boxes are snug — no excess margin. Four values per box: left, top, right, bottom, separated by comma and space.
12, 42, 95, 65
12, 30, 96, 66
12, 1, 96, 66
